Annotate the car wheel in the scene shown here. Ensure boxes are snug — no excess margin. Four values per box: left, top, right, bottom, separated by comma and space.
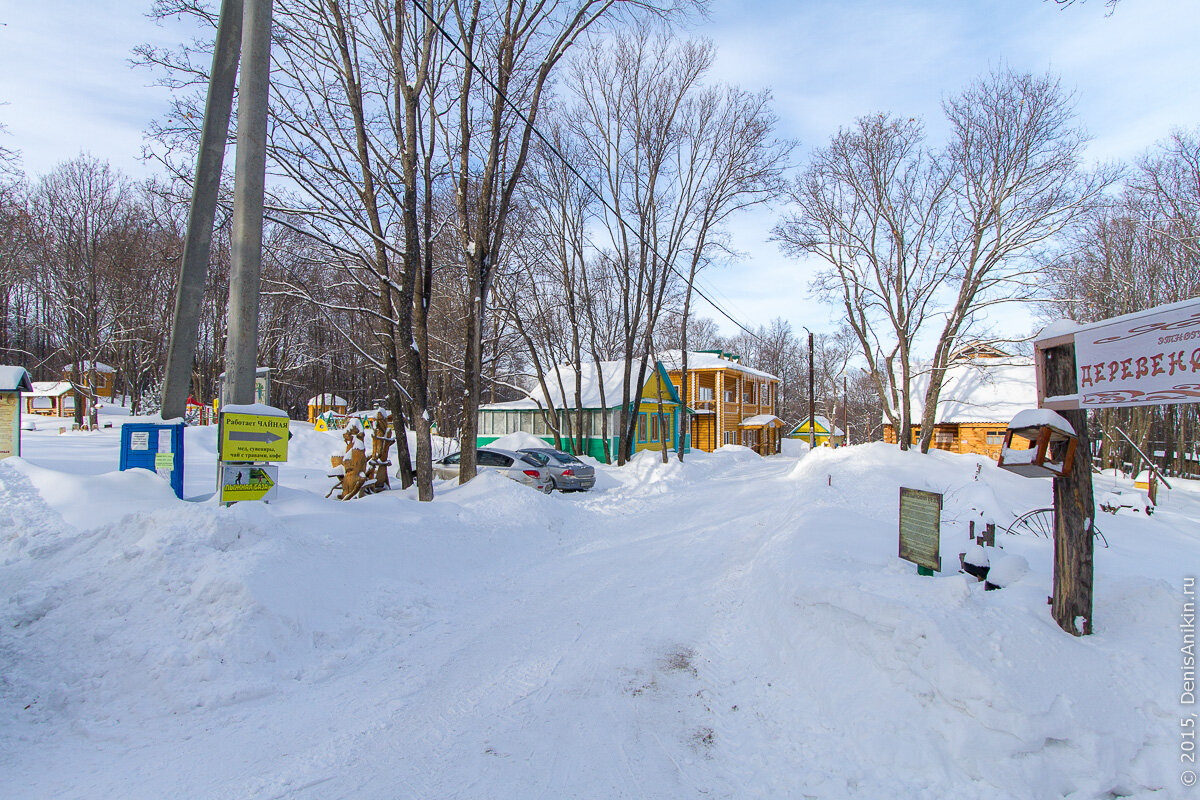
543, 477, 556, 494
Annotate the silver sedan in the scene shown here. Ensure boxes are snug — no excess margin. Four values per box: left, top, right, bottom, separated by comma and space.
518, 447, 596, 492
433, 447, 553, 493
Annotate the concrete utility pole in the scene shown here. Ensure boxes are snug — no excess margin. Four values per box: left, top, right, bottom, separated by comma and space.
160, 0, 243, 420
222, 0, 274, 407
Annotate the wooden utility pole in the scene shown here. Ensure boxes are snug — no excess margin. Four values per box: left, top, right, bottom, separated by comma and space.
842, 375, 848, 445
808, 330, 816, 450
1042, 342, 1095, 636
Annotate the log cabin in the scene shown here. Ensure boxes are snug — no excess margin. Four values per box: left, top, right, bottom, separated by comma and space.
882, 347, 1037, 460
659, 350, 785, 456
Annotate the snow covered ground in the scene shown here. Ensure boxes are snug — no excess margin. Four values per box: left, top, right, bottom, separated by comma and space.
1, 417, 1196, 798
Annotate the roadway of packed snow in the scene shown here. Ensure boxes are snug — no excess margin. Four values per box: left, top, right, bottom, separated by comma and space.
1, 415, 1196, 798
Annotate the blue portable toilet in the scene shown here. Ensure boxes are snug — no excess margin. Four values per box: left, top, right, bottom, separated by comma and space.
119, 423, 185, 499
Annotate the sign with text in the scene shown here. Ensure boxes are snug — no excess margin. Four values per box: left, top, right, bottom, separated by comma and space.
1072, 298, 1200, 408
219, 464, 278, 503
0, 393, 19, 460
218, 412, 289, 462
899, 488, 942, 572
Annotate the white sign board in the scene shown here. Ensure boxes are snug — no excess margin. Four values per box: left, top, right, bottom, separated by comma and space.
1069, 298, 1200, 408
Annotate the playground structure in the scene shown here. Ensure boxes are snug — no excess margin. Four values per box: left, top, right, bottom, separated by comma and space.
308, 393, 348, 424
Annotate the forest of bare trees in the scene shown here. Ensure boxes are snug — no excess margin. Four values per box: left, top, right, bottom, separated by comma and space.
1044, 129, 1200, 476
0, 4, 1195, 491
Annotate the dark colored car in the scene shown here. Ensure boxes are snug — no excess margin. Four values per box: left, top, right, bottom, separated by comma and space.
518, 447, 596, 492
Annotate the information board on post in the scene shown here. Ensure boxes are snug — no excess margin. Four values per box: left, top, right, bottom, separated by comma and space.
0, 393, 19, 461
899, 487, 943, 574
218, 406, 289, 463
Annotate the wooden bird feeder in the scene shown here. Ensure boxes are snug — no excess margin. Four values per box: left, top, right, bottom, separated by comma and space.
996, 408, 1078, 479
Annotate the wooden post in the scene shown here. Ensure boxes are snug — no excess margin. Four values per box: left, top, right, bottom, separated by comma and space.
1043, 343, 1095, 636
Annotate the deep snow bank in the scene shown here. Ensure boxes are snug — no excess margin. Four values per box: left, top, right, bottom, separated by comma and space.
0, 437, 1194, 798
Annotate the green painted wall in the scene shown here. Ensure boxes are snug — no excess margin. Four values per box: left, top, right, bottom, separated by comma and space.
477, 399, 689, 464
476, 434, 615, 463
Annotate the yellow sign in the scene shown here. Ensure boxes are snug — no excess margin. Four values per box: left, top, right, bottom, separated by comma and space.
314, 417, 328, 432
219, 412, 289, 462
220, 465, 277, 502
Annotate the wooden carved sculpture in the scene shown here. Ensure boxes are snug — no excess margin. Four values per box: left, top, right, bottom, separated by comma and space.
327, 419, 369, 500
367, 409, 394, 493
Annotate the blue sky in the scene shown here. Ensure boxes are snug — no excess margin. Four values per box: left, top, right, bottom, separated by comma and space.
2, 0, 1198, 339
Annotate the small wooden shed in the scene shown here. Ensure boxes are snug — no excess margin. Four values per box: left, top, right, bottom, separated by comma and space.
788, 415, 845, 447
61, 361, 116, 398
740, 414, 787, 455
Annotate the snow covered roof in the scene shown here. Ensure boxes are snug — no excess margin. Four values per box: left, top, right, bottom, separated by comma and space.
308, 394, 348, 406
61, 361, 114, 373
1008, 408, 1075, 435
902, 357, 1038, 425
482, 359, 675, 411
740, 414, 785, 428
221, 403, 289, 418
791, 415, 845, 437
0, 366, 32, 392
29, 381, 74, 398
658, 350, 779, 382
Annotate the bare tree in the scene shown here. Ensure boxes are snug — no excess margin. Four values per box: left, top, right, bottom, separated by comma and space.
915, 69, 1113, 452
779, 68, 1112, 453
776, 114, 952, 450
1045, 128, 1200, 476
29, 155, 138, 426
446, 0, 687, 481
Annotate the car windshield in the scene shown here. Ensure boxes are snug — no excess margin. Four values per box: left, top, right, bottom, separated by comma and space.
520, 452, 549, 466
547, 451, 582, 465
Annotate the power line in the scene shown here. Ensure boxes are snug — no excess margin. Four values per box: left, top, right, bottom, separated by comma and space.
407, 0, 762, 342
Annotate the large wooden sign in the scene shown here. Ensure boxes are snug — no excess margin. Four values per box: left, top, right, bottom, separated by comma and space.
1037, 297, 1200, 409
899, 487, 943, 573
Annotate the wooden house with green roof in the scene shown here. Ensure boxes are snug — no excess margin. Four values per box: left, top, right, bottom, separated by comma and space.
477, 359, 689, 463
